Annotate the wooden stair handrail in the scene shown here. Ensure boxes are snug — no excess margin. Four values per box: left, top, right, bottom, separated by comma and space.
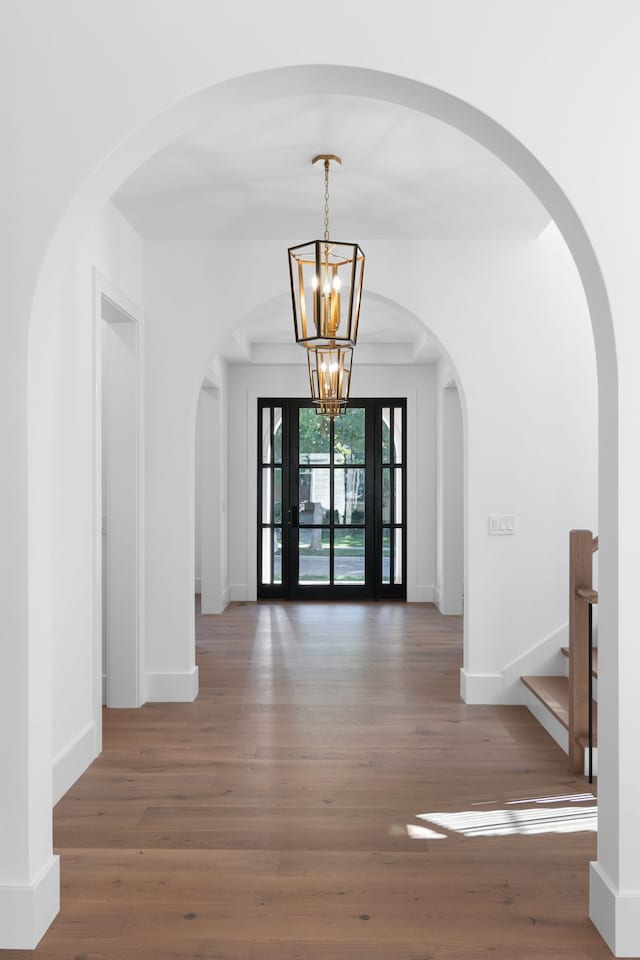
568, 530, 596, 774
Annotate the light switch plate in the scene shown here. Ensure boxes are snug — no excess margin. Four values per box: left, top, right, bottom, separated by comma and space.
488, 514, 516, 535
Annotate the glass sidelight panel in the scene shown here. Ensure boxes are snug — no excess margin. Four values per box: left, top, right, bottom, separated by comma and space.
382, 467, 391, 524
395, 468, 403, 524
273, 527, 282, 584
393, 407, 403, 463
273, 408, 282, 463
298, 529, 330, 583
378, 400, 406, 595
262, 469, 272, 524
382, 407, 391, 463
261, 528, 272, 584
262, 407, 272, 463
382, 529, 391, 584
335, 529, 365, 584
274, 467, 282, 523
334, 468, 365, 524
395, 529, 403, 584
258, 401, 287, 590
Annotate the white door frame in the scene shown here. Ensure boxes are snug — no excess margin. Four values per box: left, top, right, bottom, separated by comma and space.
94, 270, 145, 716
196, 381, 226, 613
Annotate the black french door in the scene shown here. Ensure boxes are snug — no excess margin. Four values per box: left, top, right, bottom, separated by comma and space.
258, 398, 406, 600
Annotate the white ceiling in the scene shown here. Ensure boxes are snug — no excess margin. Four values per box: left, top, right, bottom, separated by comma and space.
114, 94, 550, 364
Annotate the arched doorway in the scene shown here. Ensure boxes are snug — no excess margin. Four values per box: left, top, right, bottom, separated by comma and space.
20, 66, 617, 951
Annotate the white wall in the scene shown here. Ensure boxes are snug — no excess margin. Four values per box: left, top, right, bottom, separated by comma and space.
142, 239, 212, 701
195, 375, 230, 612
367, 228, 598, 701
49, 204, 144, 800
226, 363, 436, 601
436, 374, 464, 615
6, 6, 639, 951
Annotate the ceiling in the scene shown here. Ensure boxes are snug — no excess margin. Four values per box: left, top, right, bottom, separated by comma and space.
114, 94, 550, 364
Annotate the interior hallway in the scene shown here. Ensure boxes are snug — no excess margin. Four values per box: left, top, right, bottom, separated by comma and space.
13, 601, 612, 959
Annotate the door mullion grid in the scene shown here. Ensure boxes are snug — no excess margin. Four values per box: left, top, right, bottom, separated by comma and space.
257, 399, 287, 596
258, 397, 406, 600
390, 405, 395, 585
329, 418, 335, 585
373, 404, 381, 593
269, 406, 274, 586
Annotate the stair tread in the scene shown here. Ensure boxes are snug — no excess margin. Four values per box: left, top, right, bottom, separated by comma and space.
576, 586, 598, 603
521, 675, 569, 728
560, 646, 598, 677
522, 673, 598, 749
577, 731, 598, 748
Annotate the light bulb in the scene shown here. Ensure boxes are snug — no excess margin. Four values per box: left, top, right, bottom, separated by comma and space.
329, 362, 339, 373
312, 274, 319, 292
323, 280, 331, 297
332, 275, 342, 292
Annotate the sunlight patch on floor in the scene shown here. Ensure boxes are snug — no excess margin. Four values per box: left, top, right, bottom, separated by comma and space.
406, 824, 448, 840
416, 805, 597, 837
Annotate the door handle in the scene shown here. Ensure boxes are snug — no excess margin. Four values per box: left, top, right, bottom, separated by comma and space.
290, 505, 299, 528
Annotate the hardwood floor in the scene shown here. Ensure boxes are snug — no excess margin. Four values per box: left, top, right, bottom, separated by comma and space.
6, 601, 614, 959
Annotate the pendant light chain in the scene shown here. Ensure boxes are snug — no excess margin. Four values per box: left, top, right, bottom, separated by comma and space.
323, 159, 330, 242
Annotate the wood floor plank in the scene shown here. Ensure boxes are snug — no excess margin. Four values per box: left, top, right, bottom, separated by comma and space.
4, 599, 612, 960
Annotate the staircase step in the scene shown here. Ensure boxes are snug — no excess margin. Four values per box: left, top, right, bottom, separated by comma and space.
560, 646, 598, 677
577, 732, 598, 749
521, 675, 569, 728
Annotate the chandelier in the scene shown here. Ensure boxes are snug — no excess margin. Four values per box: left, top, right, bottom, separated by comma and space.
288, 155, 365, 415
307, 344, 353, 417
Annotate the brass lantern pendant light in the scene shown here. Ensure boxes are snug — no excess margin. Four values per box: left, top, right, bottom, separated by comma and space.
288, 155, 365, 351
307, 343, 353, 418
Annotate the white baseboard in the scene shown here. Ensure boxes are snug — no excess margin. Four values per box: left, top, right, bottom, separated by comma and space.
146, 666, 199, 702
433, 587, 441, 609
590, 860, 640, 957
52, 721, 98, 804
461, 624, 569, 705
459, 668, 505, 704
411, 585, 435, 603
102, 672, 107, 705
194, 577, 202, 594
229, 584, 248, 601
0, 855, 60, 949
200, 585, 231, 615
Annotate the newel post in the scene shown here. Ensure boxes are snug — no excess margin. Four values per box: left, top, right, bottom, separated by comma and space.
568, 529, 594, 774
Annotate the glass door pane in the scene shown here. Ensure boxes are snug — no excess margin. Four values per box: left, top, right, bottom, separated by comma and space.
298, 529, 331, 583
334, 529, 366, 584
334, 407, 365, 463
288, 399, 372, 599
334, 468, 365, 524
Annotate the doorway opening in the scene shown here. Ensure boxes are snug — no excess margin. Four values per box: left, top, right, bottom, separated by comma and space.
100, 291, 143, 707
258, 398, 406, 600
